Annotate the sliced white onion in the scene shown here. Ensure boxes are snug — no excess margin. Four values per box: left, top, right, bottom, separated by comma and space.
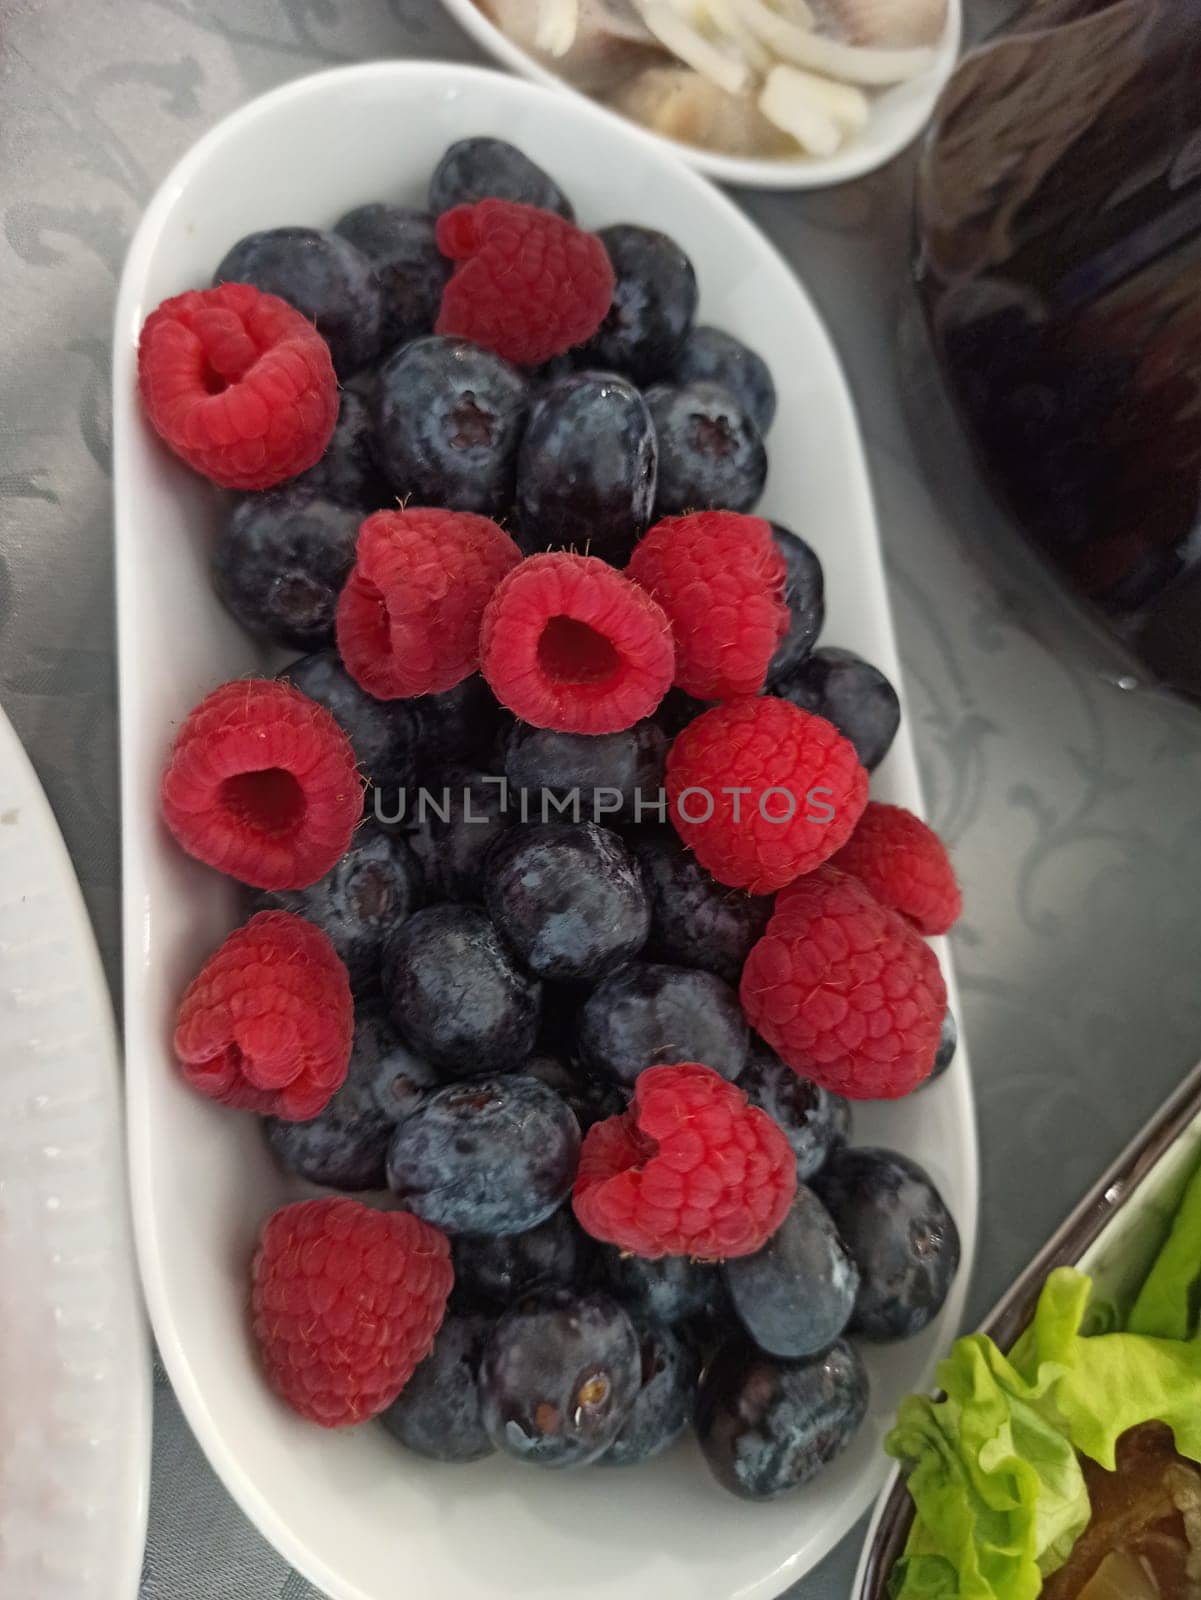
767, 62, 869, 130
633, 0, 753, 93
536, 0, 581, 55
703, 0, 774, 73
759, 62, 843, 154
734, 0, 935, 82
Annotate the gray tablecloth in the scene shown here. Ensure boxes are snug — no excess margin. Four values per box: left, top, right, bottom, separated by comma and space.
3, 2, 1201, 1596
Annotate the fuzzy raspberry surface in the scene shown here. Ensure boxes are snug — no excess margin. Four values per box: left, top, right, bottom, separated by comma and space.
573, 1062, 796, 1260
174, 910, 353, 1120
435, 200, 614, 365
160, 677, 361, 890
740, 867, 947, 1100
479, 552, 674, 734
627, 512, 789, 699
335, 508, 521, 699
137, 282, 337, 490
830, 801, 962, 936
251, 1197, 452, 1427
665, 697, 867, 893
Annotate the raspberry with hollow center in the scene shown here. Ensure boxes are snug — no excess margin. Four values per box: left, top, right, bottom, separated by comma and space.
479, 552, 674, 734
740, 866, 947, 1101
665, 696, 867, 893
137, 282, 338, 490
174, 909, 353, 1120
573, 1062, 796, 1260
435, 200, 615, 366
335, 508, 521, 699
627, 512, 789, 699
830, 801, 962, 936
251, 1197, 453, 1426
161, 677, 362, 890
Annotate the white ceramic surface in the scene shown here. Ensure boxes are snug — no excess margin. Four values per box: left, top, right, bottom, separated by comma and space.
0, 704, 150, 1600
113, 61, 977, 1600
437, 0, 962, 189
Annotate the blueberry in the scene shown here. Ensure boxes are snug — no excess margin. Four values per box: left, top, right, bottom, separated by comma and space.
773, 647, 901, 772
503, 719, 667, 824
634, 833, 770, 986
723, 1189, 859, 1360
926, 1007, 958, 1084
600, 1247, 723, 1325
602, 1319, 699, 1467
814, 1147, 961, 1342
214, 489, 358, 651
652, 687, 710, 740
252, 826, 423, 993
283, 650, 420, 790
213, 226, 382, 376
400, 767, 514, 902
768, 522, 825, 682
523, 1054, 629, 1132
374, 336, 530, 515
582, 225, 698, 385
646, 381, 767, 517
382, 905, 541, 1075
429, 138, 574, 220
479, 1290, 640, 1468
292, 387, 390, 509
333, 203, 450, 350
516, 372, 657, 564
696, 1340, 869, 1500
672, 325, 777, 435
387, 1074, 579, 1236
740, 1042, 851, 1182
575, 961, 748, 1086
380, 1314, 494, 1462
416, 676, 506, 776
264, 1001, 437, 1190
484, 823, 650, 982
453, 1210, 586, 1306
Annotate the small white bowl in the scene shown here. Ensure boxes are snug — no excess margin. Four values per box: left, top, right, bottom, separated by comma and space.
438, 0, 962, 189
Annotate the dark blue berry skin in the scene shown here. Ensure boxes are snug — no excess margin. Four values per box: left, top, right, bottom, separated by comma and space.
652, 687, 710, 741
504, 719, 667, 824
483, 823, 650, 982
374, 336, 530, 516
723, 1188, 860, 1360
213, 226, 383, 377
740, 1042, 851, 1183
380, 1314, 494, 1463
583, 225, 698, 386
453, 1210, 586, 1307
516, 372, 657, 564
417, 676, 506, 777
387, 1074, 579, 1236
429, 138, 574, 220
646, 380, 768, 517
634, 833, 771, 987
253, 826, 423, 992
602, 1319, 699, 1467
293, 387, 390, 510
480, 1290, 640, 1468
768, 522, 825, 682
215, 489, 358, 651
697, 1339, 869, 1500
575, 961, 748, 1087
333, 204, 450, 351
400, 768, 514, 903
282, 650, 420, 790
600, 1246, 723, 1326
773, 646, 901, 773
672, 325, 777, 435
814, 1147, 961, 1343
382, 905, 541, 1075
523, 1054, 628, 1132
264, 1001, 438, 1190
926, 1007, 958, 1084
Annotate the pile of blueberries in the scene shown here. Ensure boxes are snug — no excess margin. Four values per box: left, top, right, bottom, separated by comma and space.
212, 136, 961, 1497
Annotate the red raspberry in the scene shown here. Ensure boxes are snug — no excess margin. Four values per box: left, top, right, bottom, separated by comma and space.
830, 802, 962, 936
740, 867, 947, 1100
479, 552, 674, 734
174, 910, 353, 1120
573, 1063, 796, 1260
137, 282, 337, 490
665, 697, 867, 893
627, 513, 789, 699
251, 1198, 452, 1427
161, 678, 361, 890
435, 200, 615, 366
335, 508, 521, 700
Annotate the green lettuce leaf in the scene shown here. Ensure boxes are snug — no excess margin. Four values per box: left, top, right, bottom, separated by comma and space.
1128, 1157, 1201, 1342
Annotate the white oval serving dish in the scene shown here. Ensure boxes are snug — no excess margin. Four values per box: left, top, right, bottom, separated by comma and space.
113, 60, 977, 1600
